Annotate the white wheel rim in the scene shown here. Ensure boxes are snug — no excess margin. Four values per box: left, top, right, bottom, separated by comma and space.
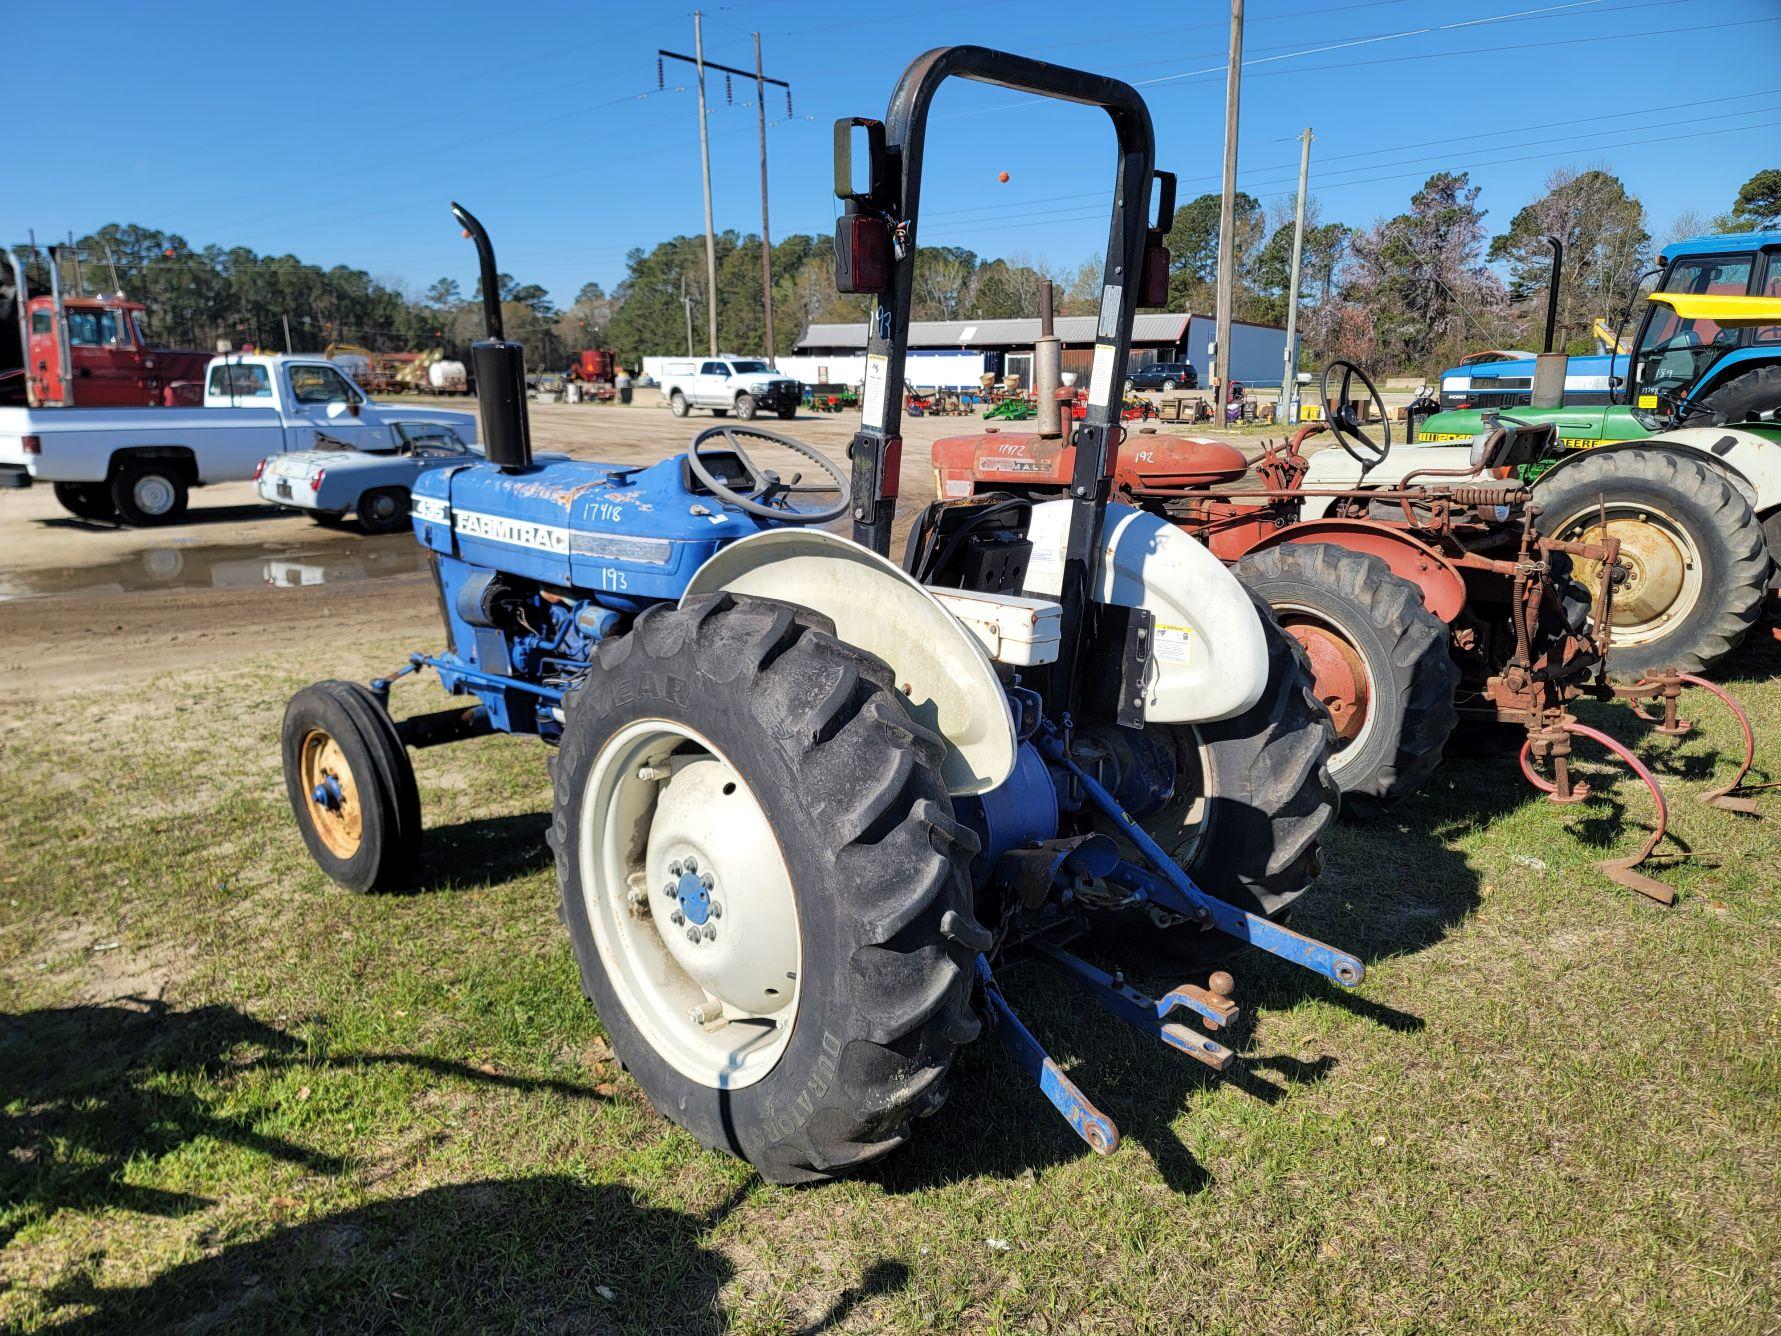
1555, 501, 1703, 646
134, 474, 175, 515
1272, 599, 1382, 776
578, 719, 802, 1089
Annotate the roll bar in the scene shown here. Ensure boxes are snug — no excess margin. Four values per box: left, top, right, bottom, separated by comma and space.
834, 46, 1173, 710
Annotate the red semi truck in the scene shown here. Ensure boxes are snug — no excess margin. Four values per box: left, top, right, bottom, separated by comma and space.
3, 247, 210, 408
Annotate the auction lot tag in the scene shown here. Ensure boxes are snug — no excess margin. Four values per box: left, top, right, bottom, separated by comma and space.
1089, 344, 1117, 406
863, 354, 890, 428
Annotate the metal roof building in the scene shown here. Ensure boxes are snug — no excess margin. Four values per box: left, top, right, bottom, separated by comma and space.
794, 313, 1194, 352
787, 310, 1292, 390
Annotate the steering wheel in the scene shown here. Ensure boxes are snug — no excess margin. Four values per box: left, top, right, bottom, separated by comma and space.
1320, 360, 1391, 470
687, 425, 851, 524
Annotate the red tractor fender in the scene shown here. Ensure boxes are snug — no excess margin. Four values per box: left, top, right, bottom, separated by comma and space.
1234, 518, 1468, 623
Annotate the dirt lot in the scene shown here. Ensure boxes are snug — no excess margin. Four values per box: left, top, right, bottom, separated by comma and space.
0, 401, 959, 697
2, 399, 1778, 1331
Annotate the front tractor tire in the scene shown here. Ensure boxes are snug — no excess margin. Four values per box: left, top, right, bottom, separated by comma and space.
281, 681, 422, 892
550, 594, 985, 1184
1237, 544, 1458, 811
1532, 447, 1769, 678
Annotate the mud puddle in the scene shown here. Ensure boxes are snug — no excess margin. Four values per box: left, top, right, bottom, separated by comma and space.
0, 533, 425, 601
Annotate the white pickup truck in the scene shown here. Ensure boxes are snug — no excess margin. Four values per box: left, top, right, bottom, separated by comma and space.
0, 354, 477, 525
658, 357, 803, 420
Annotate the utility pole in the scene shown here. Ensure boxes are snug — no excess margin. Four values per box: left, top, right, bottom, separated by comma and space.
660, 34, 793, 363
283, 313, 295, 354
692, 14, 720, 354
1213, 0, 1244, 426
682, 273, 695, 356
754, 32, 776, 367
1277, 127, 1312, 425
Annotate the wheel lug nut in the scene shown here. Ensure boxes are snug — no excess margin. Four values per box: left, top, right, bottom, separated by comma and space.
702, 923, 716, 941
699, 871, 714, 889
669, 860, 683, 877
710, 902, 722, 918
662, 881, 677, 898
670, 911, 684, 926
684, 855, 698, 873
686, 927, 700, 943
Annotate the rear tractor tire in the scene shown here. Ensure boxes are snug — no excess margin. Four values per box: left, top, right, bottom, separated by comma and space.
549, 594, 986, 1184
52, 482, 117, 522
1682, 363, 1781, 428
1237, 544, 1458, 811
281, 681, 422, 892
1532, 446, 1768, 678
1092, 593, 1341, 972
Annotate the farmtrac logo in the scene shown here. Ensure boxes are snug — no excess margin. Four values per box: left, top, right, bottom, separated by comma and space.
453, 508, 571, 555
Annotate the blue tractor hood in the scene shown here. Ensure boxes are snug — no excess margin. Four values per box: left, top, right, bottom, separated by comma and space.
412, 456, 761, 600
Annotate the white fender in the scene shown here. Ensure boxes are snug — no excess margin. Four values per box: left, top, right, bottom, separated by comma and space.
1297, 443, 1477, 520
1022, 500, 1270, 724
681, 529, 1016, 797
1627, 427, 1781, 513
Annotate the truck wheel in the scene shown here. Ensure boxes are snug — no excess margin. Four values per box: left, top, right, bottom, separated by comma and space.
670, 391, 690, 418
777, 405, 798, 420
1533, 447, 1768, 677
734, 393, 758, 420
1091, 594, 1339, 971
1681, 363, 1781, 428
281, 681, 422, 893
1162, 379, 1176, 392
52, 482, 117, 522
550, 593, 984, 1184
357, 487, 411, 535
1236, 544, 1457, 811
110, 462, 188, 526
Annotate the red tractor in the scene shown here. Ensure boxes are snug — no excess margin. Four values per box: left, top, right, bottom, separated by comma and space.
927, 361, 1758, 899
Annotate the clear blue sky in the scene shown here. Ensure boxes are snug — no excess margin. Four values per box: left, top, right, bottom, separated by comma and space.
13, 0, 1779, 307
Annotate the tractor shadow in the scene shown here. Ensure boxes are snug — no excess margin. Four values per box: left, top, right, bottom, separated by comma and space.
39, 1168, 909, 1333
38, 1178, 733, 1333
880, 765, 1542, 1197
0, 998, 606, 1254
410, 811, 555, 894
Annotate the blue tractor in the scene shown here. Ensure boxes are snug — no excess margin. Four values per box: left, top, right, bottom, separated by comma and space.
282, 48, 1358, 1182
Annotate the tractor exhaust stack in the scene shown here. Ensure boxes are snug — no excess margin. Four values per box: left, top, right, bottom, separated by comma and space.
1531, 235, 1567, 409
1035, 281, 1063, 439
451, 202, 533, 473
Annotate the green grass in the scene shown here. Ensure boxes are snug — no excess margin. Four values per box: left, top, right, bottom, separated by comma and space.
2, 634, 1778, 1332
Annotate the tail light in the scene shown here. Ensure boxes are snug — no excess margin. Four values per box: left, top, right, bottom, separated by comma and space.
22, 435, 41, 455
252, 458, 266, 480
310, 469, 325, 492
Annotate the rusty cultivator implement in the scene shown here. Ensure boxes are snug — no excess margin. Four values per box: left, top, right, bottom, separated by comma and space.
932, 359, 1763, 904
